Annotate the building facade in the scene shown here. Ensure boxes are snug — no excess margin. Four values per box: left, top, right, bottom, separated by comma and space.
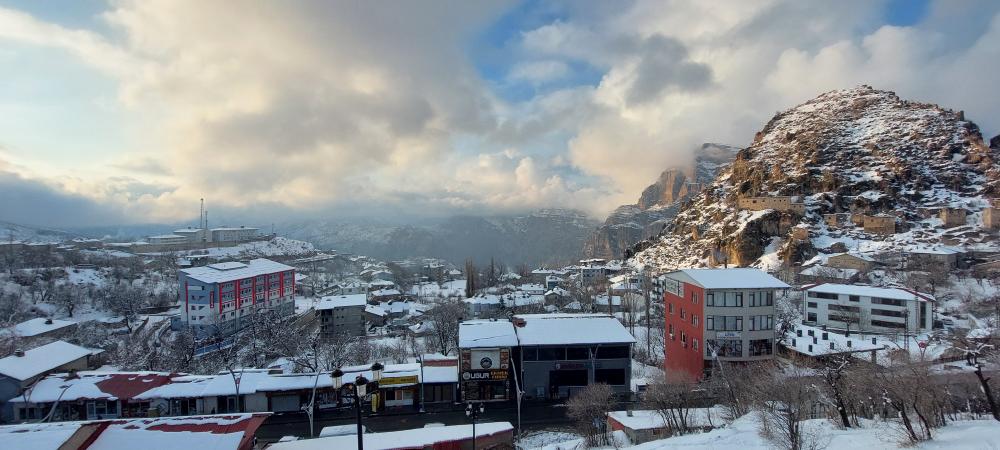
178, 259, 295, 337
210, 227, 259, 243
662, 268, 789, 381
803, 283, 933, 333
315, 294, 368, 337
457, 320, 518, 403
737, 196, 806, 214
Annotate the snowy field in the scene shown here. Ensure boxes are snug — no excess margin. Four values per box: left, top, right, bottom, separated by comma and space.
519, 415, 1000, 450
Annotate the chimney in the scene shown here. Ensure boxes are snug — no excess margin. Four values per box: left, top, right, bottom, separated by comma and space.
14, 349, 24, 357
45, 318, 53, 325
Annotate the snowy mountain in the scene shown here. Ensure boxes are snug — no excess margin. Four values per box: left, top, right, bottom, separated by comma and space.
282, 208, 599, 266
630, 85, 1000, 270
0, 220, 80, 243
583, 143, 739, 260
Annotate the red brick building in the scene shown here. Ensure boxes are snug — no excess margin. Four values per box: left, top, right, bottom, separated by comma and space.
661, 269, 789, 380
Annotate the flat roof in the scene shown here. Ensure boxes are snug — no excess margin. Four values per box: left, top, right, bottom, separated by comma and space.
267, 422, 513, 450
806, 283, 933, 302
667, 268, 790, 289
315, 294, 368, 310
513, 314, 635, 346
458, 320, 518, 348
179, 258, 293, 284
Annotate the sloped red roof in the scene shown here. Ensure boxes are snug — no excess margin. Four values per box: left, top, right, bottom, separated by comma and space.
94, 373, 175, 400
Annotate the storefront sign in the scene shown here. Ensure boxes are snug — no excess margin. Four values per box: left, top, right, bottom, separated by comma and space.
461, 369, 508, 381
379, 375, 419, 386
471, 349, 500, 370
716, 331, 741, 338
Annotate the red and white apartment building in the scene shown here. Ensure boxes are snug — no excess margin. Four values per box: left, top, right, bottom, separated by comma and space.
178, 258, 296, 337
661, 268, 789, 380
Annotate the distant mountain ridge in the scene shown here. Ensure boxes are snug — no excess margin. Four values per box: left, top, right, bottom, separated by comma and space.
583, 143, 740, 260
282, 208, 599, 266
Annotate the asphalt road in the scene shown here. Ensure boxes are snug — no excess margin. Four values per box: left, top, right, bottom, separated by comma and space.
255, 401, 576, 443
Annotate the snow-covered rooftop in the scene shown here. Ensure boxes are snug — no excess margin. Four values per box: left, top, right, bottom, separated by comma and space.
179, 258, 293, 284
784, 324, 886, 357
458, 320, 518, 348
315, 294, 368, 310
85, 414, 269, 450
806, 283, 933, 302
0, 340, 97, 381
267, 422, 513, 450
668, 268, 790, 289
8, 317, 77, 337
513, 314, 636, 346
20, 371, 175, 403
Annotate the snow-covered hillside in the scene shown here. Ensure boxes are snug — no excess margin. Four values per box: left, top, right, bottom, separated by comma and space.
180, 237, 316, 258
631, 85, 1000, 271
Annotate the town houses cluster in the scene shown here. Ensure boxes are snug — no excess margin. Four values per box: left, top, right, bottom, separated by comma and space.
0, 232, 995, 449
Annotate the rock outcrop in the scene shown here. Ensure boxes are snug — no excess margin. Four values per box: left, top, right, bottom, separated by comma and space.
583, 143, 739, 260
629, 85, 1000, 271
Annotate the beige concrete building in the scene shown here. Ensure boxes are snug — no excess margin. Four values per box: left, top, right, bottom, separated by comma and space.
939, 208, 968, 228
827, 253, 875, 272
737, 196, 806, 214
862, 215, 895, 235
984, 199, 1000, 231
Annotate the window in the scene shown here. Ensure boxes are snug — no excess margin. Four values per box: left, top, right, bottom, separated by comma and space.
691, 291, 699, 304
849, 295, 860, 302
596, 346, 629, 359
706, 339, 742, 357
594, 369, 627, 385
707, 316, 743, 331
749, 339, 773, 356
809, 291, 838, 300
693, 339, 699, 350
829, 304, 860, 313
681, 332, 687, 343
807, 312, 817, 322
807, 302, 818, 309
871, 308, 905, 318
537, 347, 564, 360
871, 319, 906, 329
873, 297, 905, 307
522, 348, 537, 361
706, 293, 714, 306
749, 315, 773, 331
680, 308, 686, 320
668, 303, 674, 315
692, 315, 699, 327
566, 347, 590, 360
552, 369, 588, 386
720, 291, 743, 307
750, 291, 774, 307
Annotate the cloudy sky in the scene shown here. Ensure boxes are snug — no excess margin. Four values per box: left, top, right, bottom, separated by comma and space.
1, 0, 999, 227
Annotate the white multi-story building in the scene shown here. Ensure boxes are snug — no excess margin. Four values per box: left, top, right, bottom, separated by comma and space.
803, 283, 933, 334
210, 227, 259, 243
178, 259, 295, 337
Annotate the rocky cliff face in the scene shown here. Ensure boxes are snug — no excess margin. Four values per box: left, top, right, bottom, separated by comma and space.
583, 143, 739, 260
629, 85, 1000, 271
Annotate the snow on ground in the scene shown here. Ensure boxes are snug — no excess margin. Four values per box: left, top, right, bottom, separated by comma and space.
524, 415, 1000, 450
181, 237, 315, 258
515, 430, 581, 450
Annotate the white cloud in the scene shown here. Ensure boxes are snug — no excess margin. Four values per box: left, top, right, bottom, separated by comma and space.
0, 0, 999, 226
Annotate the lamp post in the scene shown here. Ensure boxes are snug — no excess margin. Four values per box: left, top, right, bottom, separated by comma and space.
332, 362, 384, 450
465, 402, 485, 450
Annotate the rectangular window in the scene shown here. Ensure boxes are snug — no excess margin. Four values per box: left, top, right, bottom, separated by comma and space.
705, 316, 714, 331
537, 347, 564, 360
871, 308, 905, 318
668, 303, 674, 315
706, 293, 714, 306
693, 339, 699, 350
706, 339, 742, 357
809, 291, 838, 300
749, 339, 773, 356
807, 302, 818, 309
871, 319, 906, 329
749, 292, 757, 306
807, 312, 817, 322
565, 347, 590, 360
873, 297, 905, 307
523, 348, 537, 361
596, 346, 629, 359
594, 369, 626, 385
692, 315, 699, 327
849, 295, 860, 302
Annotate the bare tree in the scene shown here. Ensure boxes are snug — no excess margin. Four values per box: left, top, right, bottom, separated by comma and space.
644, 373, 698, 436
753, 364, 828, 450
953, 332, 999, 421
566, 383, 615, 447
464, 259, 477, 297
52, 285, 83, 318
424, 298, 465, 355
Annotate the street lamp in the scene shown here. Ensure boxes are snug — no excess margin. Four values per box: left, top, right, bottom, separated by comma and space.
465, 402, 485, 450
332, 363, 384, 450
